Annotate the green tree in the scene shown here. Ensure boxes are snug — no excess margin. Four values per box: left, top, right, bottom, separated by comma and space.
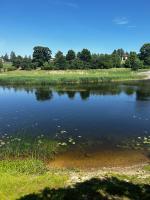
10, 51, 16, 62
42, 62, 54, 70
66, 50, 76, 61
12, 56, 23, 68
0, 60, 3, 70
54, 51, 67, 70
124, 59, 131, 68
140, 43, 150, 65
3, 53, 9, 62
112, 49, 125, 58
77, 49, 92, 62
131, 58, 143, 71
20, 57, 34, 70
68, 58, 84, 69
111, 54, 122, 68
128, 52, 137, 66
33, 46, 52, 68
125, 52, 143, 70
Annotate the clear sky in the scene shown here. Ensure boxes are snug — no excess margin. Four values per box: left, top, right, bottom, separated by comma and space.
0, 0, 150, 56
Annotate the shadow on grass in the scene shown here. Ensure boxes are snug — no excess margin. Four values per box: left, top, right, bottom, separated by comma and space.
18, 177, 150, 200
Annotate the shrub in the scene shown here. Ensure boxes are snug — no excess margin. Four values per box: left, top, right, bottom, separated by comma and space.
42, 62, 54, 70
0, 60, 3, 70
131, 58, 143, 71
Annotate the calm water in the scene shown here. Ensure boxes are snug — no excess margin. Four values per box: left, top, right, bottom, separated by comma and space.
0, 81, 150, 168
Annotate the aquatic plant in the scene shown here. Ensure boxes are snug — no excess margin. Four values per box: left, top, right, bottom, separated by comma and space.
0, 134, 61, 160
117, 136, 150, 151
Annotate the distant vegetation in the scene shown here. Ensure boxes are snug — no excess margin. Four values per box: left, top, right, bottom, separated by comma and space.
0, 69, 144, 85
0, 43, 150, 71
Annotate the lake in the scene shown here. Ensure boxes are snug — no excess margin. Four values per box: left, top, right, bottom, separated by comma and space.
0, 81, 150, 168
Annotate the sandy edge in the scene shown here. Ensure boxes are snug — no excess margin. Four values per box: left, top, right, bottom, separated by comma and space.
139, 70, 150, 80
49, 163, 150, 185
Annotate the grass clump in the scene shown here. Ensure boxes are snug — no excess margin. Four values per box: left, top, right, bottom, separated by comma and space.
0, 159, 47, 175
143, 165, 150, 172
0, 134, 61, 160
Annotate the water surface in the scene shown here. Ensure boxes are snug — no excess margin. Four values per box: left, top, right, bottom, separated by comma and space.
0, 81, 150, 168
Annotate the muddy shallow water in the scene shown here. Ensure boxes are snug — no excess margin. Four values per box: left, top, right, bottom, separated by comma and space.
0, 81, 150, 168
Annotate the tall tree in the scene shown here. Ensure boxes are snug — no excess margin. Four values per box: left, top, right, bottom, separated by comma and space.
32, 46, 52, 67
111, 54, 122, 68
125, 52, 143, 70
12, 56, 23, 68
77, 49, 92, 62
112, 49, 125, 58
0, 60, 3, 70
10, 51, 16, 62
66, 50, 76, 61
3, 53, 9, 62
54, 51, 66, 70
140, 43, 150, 65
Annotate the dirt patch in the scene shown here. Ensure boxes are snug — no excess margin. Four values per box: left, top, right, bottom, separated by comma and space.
139, 70, 150, 80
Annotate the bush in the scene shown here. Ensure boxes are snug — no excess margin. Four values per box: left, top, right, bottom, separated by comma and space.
3, 62, 16, 71
0, 60, 3, 70
131, 58, 143, 71
68, 59, 85, 69
124, 59, 131, 68
41, 62, 54, 70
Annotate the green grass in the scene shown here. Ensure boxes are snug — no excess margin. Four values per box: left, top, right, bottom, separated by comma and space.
0, 159, 47, 175
144, 165, 150, 172
0, 160, 68, 200
0, 68, 146, 85
0, 160, 150, 200
0, 173, 67, 200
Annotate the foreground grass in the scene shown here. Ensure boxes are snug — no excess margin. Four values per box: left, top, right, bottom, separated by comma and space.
0, 68, 146, 85
0, 160, 150, 200
0, 160, 68, 200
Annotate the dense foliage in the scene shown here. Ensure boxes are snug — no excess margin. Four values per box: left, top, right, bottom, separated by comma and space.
0, 43, 150, 71
0, 60, 3, 69
140, 43, 150, 65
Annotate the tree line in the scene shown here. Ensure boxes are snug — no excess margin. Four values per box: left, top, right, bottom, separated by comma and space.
0, 43, 150, 71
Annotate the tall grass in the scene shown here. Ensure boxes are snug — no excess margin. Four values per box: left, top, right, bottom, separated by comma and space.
0, 159, 47, 175
0, 68, 144, 85
0, 134, 61, 160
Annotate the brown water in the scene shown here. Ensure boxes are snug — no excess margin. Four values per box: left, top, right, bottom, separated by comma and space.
50, 149, 148, 169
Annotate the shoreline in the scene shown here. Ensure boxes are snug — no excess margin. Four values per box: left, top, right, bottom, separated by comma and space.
51, 163, 150, 185
0, 159, 150, 199
0, 68, 148, 86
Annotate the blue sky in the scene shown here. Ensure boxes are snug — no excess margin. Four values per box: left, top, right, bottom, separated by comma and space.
0, 0, 150, 56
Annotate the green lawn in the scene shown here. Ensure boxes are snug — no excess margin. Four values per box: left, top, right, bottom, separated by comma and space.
0, 160, 68, 200
0, 160, 150, 200
0, 68, 146, 85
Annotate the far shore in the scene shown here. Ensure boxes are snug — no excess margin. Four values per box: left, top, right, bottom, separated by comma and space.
0, 68, 149, 86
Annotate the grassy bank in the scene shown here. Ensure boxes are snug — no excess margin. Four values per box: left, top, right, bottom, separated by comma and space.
0, 68, 146, 85
0, 160, 68, 200
0, 159, 150, 200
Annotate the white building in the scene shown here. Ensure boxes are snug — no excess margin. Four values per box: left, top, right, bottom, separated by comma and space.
121, 54, 128, 63
0, 57, 4, 63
